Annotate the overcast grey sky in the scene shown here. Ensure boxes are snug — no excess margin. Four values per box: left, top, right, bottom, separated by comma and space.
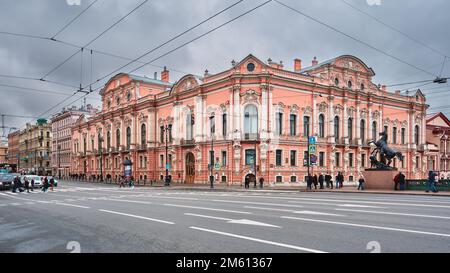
1, 0, 449, 137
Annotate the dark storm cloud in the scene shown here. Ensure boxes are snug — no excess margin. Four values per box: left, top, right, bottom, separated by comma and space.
0, 0, 449, 133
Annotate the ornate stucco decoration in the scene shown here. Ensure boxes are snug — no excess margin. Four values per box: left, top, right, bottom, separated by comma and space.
360, 108, 368, 119
302, 106, 312, 116
317, 102, 327, 113
372, 110, 380, 120
401, 120, 408, 128
241, 89, 260, 104
347, 106, 356, 117
334, 104, 344, 115
288, 104, 299, 114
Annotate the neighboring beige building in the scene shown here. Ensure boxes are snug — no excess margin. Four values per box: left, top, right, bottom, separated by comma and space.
50, 104, 97, 177
426, 112, 450, 178
19, 119, 52, 175
0, 143, 7, 165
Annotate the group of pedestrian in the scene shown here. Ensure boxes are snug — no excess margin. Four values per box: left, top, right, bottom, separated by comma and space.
306, 172, 345, 190
393, 172, 406, 191
41, 176, 55, 193
426, 170, 439, 193
11, 175, 55, 193
244, 176, 265, 189
119, 176, 135, 189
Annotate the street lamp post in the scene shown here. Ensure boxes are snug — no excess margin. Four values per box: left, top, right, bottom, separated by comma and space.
57, 144, 61, 179
99, 136, 104, 182
209, 116, 215, 189
163, 124, 171, 186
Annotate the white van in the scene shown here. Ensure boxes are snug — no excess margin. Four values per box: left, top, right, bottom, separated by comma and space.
20, 175, 43, 188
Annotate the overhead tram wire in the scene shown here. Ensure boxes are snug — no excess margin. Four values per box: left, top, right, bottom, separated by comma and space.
43, 0, 270, 122
274, 0, 437, 78
39, 0, 151, 81
0, 74, 79, 89
51, 0, 99, 40
340, 0, 449, 59
83, 0, 249, 89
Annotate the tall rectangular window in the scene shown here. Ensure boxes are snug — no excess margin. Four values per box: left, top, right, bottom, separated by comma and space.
335, 152, 340, 167
319, 151, 325, 167
276, 113, 283, 135
276, 150, 282, 166
416, 156, 419, 169
245, 149, 256, 165
160, 155, 164, 167
401, 128, 406, 144
222, 113, 227, 138
349, 153, 353, 167
222, 151, 227, 167
393, 127, 397, 144
160, 126, 164, 143
303, 116, 310, 137
290, 150, 296, 166
168, 124, 173, 142
210, 116, 215, 135
361, 154, 366, 168
290, 114, 297, 136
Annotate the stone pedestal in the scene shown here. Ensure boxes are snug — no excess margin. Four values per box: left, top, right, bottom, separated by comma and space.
362, 169, 398, 190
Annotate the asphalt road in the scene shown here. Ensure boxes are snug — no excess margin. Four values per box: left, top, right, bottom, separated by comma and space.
1, 180, 450, 253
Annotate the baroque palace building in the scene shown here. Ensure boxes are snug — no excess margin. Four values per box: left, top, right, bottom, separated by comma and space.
71, 54, 428, 185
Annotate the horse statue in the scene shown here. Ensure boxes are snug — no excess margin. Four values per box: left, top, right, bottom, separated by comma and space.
368, 131, 404, 169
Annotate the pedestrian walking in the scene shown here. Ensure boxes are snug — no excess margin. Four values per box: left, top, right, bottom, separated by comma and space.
129, 176, 135, 189
306, 175, 312, 190
398, 172, 406, 191
42, 177, 49, 193
24, 177, 30, 193
335, 173, 340, 189
357, 174, 365, 190
119, 177, 125, 188
339, 172, 344, 188
313, 174, 318, 190
30, 178, 35, 191
318, 173, 324, 189
259, 177, 264, 189
50, 177, 55, 192
426, 171, 438, 193
393, 172, 400, 190
325, 173, 333, 189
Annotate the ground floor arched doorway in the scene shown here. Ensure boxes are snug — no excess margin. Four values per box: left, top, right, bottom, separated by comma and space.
185, 152, 195, 184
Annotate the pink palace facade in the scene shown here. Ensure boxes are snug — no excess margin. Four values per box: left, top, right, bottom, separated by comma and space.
70, 54, 429, 185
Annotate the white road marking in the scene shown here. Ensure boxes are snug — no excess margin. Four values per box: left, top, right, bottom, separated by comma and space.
98, 209, 174, 224
190, 226, 326, 253
243, 206, 295, 212
185, 213, 281, 228
53, 203, 90, 209
106, 199, 153, 205
335, 208, 450, 220
286, 198, 450, 209
337, 204, 385, 208
10, 202, 21, 206
211, 199, 304, 208
164, 204, 251, 214
281, 216, 450, 238
293, 210, 344, 217
184, 213, 233, 221
141, 195, 199, 201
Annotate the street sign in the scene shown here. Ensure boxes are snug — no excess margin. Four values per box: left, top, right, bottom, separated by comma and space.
309, 145, 316, 154
214, 162, 220, 170
309, 136, 317, 145
166, 163, 171, 170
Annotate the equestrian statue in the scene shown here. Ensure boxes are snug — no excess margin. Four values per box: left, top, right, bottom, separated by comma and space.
368, 130, 404, 169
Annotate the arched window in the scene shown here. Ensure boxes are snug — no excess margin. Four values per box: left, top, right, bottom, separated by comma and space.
106, 131, 111, 150
141, 124, 146, 146
372, 121, 377, 140
244, 104, 258, 139
126, 127, 131, 149
348, 80, 352, 89
83, 137, 87, 154
318, 114, 325, 138
334, 116, 340, 142
348, 117, 353, 141
360, 119, 366, 144
186, 112, 193, 140
360, 83, 365, 91
414, 125, 420, 145
116, 129, 120, 148
334, 78, 339, 86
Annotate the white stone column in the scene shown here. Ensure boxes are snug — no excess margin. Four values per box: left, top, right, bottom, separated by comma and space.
328, 96, 334, 143
195, 95, 204, 142
261, 84, 268, 140
233, 85, 241, 140
312, 94, 317, 135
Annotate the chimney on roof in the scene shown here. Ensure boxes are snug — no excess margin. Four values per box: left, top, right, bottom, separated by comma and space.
382, 85, 386, 91
161, 66, 169, 82
154, 72, 157, 80
312, 56, 318, 66
294, 58, 302, 72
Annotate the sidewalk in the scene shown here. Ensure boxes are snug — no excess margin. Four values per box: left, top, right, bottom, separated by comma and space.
165, 183, 450, 197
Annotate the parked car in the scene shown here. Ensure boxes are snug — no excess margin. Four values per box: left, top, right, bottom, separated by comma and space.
0, 173, 15, 190
20, 175, 43, 188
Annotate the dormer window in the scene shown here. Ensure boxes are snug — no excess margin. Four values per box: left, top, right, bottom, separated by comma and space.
116, 97, 120, 106
348, 80, 352, 89
334, 78, 339, 86
107, 100, 111, 109
247, 63, 255, 72
127, 91, 131, 101
360, 83, 365, 91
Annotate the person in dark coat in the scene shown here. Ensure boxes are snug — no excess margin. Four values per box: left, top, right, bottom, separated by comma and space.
313, 174, 318, 190
306, 175, 312, 190
325, 173, 332, 189
398, 172, 406, 190
318, 173, 324, 189
259, 177, 264, 189
426, 171, 438, 193
50, 177, 55, 192
24, 177, 30, 193
30, 178, 35, 191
